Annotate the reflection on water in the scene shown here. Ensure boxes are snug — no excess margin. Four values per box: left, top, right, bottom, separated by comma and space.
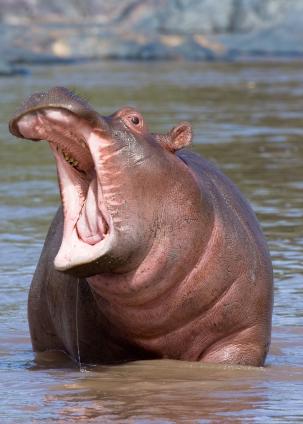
0, 61, 302, 423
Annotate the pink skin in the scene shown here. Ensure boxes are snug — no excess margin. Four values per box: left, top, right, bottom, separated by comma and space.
9, 88, 273, 366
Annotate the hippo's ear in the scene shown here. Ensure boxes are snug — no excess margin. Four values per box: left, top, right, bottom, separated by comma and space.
168, 122, 192, 151
155, 122, 192, 153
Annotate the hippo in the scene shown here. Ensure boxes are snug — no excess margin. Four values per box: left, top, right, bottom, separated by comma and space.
9, 87, 273, 366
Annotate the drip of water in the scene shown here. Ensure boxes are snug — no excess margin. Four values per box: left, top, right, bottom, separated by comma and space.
76, 278, 85, 372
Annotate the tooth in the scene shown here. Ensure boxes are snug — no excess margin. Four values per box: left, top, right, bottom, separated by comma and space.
61, 150, 79, 167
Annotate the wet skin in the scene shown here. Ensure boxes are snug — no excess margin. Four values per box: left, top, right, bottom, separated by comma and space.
9, 87, 273, 366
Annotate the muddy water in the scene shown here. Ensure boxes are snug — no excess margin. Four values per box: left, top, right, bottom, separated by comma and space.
0, 61, 302, 423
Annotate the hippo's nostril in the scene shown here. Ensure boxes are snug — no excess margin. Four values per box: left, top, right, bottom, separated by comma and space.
9, 117, 27, 139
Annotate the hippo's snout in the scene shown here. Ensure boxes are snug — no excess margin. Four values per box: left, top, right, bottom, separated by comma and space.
9, 86, 103, 139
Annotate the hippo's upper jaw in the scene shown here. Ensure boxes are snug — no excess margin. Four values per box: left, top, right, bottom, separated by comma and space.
9, 87, 194, 277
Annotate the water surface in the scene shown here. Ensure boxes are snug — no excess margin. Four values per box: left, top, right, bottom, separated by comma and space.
0, 61, 302, 423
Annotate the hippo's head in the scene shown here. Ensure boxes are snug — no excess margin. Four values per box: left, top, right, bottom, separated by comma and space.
9, 87, 196, 277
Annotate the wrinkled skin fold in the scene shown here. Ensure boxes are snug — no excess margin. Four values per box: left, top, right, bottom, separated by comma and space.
9, 87, 273, 366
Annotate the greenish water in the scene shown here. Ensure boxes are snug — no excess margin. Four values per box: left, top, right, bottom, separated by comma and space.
0, 61, 303, 423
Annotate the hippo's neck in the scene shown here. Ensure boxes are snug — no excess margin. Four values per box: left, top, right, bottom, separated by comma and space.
89, 241, 189, 303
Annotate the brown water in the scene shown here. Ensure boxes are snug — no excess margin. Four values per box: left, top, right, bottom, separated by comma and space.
0, 61, 302, 423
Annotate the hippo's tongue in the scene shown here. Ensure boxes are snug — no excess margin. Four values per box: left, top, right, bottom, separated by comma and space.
11, 107, 114, 272
77, 178, 107, 245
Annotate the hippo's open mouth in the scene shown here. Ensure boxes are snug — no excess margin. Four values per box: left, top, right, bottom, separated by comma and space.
10, 103, 116, 273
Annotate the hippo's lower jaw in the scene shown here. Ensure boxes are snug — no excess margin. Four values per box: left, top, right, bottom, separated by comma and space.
13, 107, 118, 274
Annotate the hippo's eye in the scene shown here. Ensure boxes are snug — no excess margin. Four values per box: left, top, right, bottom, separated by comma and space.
131, 116, 140, 125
